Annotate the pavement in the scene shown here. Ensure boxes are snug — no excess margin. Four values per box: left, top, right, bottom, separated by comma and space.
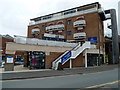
0, 64, 118, 80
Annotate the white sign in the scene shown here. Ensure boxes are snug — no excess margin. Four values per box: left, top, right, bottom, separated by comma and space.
7, 56, 14, 63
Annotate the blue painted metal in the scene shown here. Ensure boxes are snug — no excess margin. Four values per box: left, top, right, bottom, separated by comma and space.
61, 51, 71, 64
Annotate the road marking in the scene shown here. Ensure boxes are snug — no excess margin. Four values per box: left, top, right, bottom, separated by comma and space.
86, 80, 120, 88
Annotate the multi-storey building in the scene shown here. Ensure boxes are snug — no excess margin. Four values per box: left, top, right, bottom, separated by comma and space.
26, 2, 105, 69
6, 2, 106, 69
28, 2, 104, 49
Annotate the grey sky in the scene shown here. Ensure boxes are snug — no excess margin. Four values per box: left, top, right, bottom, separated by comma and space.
0, 0, 119, 37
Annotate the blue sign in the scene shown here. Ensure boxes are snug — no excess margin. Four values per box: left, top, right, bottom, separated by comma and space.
7, 56, 13, 58
61, 51, 71, 64
88, 37, 97, 44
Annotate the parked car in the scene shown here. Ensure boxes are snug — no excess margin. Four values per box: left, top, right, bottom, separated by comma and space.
0, 61, 5, 68
14, 59, 24, 65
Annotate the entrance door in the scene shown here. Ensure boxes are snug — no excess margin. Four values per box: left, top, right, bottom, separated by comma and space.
87, 54, 103, 66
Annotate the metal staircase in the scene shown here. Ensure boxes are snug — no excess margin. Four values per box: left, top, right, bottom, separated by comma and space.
52, 41, 91, 70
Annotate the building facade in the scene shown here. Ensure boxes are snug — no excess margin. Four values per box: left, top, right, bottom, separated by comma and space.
28, 2, 104, 49
26, 2, 105, 69
5, 2, 105, 70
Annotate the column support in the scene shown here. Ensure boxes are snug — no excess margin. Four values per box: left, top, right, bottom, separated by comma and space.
70, 59, 72, 69
85, 50, 87, 68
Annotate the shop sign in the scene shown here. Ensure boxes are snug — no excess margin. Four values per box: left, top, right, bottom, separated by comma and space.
88, 37, 97, 44
6, 56, 14, 63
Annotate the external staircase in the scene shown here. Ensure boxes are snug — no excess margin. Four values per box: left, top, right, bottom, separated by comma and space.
52, 41, 91, 70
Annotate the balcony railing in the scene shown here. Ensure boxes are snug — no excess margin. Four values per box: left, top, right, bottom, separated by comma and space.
74, 32, 86, 39
46, 24, 64, 31
73, 20, 86, 27
32, 28, 40, 34
14, 36, 77, 48
44, 33, 64, 39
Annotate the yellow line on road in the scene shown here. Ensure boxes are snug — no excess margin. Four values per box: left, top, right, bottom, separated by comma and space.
86, 80, 120, 88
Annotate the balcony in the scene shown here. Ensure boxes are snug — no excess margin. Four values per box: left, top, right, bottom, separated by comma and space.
74, 32, 86, 39
44, 33, 64, 39
46, 24, 64, 32
73, 20, 86, 27
32, 28, 40, 35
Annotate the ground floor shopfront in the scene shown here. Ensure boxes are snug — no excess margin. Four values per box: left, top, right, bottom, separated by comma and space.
5, 42, 105, 70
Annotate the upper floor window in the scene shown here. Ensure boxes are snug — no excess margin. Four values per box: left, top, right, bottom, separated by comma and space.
42, 25, 46, 30
67, 20, 73, 25
42, 15, 52, 20
64, 10, 76, 15
67, 31, 72, 36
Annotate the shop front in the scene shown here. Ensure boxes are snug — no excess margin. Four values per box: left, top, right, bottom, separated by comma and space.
29, 51, 45, 69
87, 53, 104, 66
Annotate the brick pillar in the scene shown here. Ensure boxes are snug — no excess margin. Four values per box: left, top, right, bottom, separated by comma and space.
24, 51, 29, 67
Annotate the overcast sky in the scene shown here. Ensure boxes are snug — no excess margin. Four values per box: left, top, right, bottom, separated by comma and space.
0, 0, 119, 37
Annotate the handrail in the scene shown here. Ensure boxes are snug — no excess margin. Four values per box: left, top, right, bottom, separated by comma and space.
52, 50, 69, 70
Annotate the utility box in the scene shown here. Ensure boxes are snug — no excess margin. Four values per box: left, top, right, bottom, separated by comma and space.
4, 56, 14, 71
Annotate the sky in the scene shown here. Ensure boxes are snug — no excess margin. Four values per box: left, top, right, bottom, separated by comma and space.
0, 0, 119, 37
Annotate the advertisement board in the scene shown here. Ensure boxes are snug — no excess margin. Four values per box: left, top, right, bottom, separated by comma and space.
6, 56, 14, 63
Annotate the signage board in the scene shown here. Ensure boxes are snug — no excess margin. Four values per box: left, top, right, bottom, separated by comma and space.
6, 56, 14, 63
88, 37, 97, 44
61, 51, 71, 64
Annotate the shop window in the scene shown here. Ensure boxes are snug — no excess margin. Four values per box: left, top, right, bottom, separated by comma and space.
67, 31, 72, 36
67, 20, 73, 25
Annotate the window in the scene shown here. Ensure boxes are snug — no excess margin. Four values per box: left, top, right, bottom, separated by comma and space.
42, 25, 46, 30
67, 31, 72, 36
67, 20, 73, 25
64, 10, 76, 15
42, 15, 52, 20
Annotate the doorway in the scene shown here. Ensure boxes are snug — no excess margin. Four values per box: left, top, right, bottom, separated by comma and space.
29, 51, 45, 69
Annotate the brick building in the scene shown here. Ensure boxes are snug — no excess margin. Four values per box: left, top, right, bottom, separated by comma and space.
27, 2, 105, 68
0, 34, 14, 61
6, 2, 106, 69
28, 2, 104, 50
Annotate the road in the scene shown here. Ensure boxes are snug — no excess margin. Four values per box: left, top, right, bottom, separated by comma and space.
2, 68, 119, 89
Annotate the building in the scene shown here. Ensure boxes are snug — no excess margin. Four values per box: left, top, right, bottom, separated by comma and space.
28, 2, 105, 47
6, 2, 106, 70
27, 2, 105, 68
0, 34, 14, 61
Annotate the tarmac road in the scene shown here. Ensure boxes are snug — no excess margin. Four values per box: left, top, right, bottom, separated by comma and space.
2, 68, 119, 89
